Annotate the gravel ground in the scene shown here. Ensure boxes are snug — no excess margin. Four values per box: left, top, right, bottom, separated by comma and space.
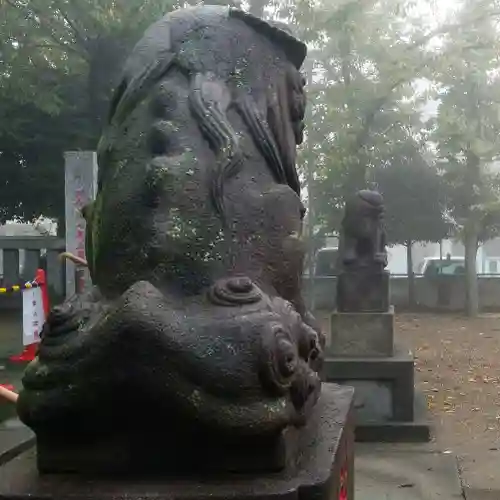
396, 313, 500, 456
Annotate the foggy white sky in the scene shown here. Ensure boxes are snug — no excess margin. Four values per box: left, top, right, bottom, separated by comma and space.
411, 0, 460, 27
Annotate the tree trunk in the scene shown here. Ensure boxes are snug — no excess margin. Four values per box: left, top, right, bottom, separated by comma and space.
463, 148, 481, 317
406, 240, 415, 308
303, 66, 316, 310
464, 226, 479, 317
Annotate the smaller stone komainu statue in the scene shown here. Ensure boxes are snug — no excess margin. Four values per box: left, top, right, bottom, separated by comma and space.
339, 189, 388, 270
15, 5, 325, 475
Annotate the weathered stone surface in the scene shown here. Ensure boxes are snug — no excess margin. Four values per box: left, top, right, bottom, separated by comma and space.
328, 306, 394, 357
338, 189, 388, 271
35, 414, 300, 475
336, 189, 389, 313
15, 6, 326, 475
337, 268, 390, 312
0, 384, 354, 500
324, 350, 431, 442
343, 380, 393, 420
324, 349, 415, 422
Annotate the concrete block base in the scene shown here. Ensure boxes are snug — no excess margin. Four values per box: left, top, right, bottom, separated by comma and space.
329, 307, 394, 357
324, 348, 431, 443
337, 269, 390, 312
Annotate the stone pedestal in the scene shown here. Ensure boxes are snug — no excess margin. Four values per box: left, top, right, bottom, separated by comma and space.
337, 269, 389, 312
329, 307, 394, 357
324, 348, 429, 442
324, 349, 429, 442
0, 384, 355, 500
325, 281, 430, 442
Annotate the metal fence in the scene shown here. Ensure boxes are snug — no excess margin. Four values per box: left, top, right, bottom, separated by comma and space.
304, 273, 500, 312
0, 236, 66, 300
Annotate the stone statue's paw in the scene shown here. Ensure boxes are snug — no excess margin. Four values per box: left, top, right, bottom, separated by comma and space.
40, 303, 81, 340
207, 276, 262, 306
18, 279, 323, 438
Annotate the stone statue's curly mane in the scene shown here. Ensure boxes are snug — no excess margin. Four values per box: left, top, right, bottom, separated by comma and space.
96, 8, 306, 224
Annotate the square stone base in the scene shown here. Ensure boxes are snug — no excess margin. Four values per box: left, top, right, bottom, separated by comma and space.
323, 349, 431, 443
0, 384, 355, 500
328, 306, 394, 357
337, 269, 389, 312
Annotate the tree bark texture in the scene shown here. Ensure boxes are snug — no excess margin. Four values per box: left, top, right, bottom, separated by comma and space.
406, 240, 415, 307
464, 226, 479, 317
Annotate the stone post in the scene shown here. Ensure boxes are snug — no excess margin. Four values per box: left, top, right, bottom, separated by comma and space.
64, 151, 98, 298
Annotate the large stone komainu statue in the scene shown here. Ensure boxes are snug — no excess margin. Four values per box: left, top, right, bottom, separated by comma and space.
337, 189, 389, 312
16, 6, 325, 474
339, 189, 388, 270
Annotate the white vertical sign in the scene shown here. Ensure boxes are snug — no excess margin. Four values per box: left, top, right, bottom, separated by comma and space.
22, 287, 44, 346
64, 151, 98, 297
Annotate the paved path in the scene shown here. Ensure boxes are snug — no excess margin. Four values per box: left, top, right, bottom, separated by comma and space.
356, 443, 500, 499
355, 444, 463, 499
458, 451, 500, 500
0, 418, 34, 468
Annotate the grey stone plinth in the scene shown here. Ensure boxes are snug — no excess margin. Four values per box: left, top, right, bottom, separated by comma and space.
328, 306, 394, 357
323, 349, 431, 443
337, 269, 389, 312
0, 384, 355, 500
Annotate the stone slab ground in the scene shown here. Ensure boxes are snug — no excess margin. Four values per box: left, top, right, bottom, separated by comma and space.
355, 443, 500, 500
458, 451, 500, 500
355, 444, 464, 499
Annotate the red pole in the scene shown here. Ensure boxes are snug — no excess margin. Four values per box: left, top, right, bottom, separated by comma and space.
35, 268, 50, 318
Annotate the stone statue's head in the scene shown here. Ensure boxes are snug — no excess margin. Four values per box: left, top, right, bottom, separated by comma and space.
88, 6, 308, 295
343, 189, 384, 237
97, 5, 306, 212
